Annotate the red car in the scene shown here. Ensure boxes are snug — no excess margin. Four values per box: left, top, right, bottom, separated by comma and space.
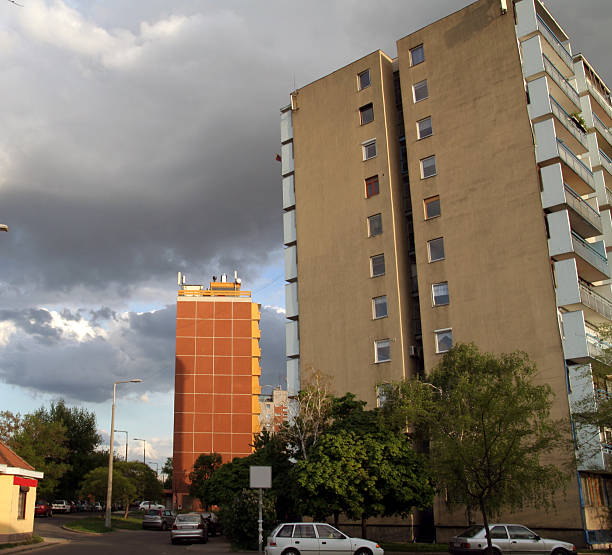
35, 500, 53, 517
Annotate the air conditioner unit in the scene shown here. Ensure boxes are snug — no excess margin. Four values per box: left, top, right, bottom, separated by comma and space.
409, 345, 418, 357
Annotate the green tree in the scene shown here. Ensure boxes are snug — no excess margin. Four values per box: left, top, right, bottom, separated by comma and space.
383, 343, 570, 553
189, 453, 222, 508
79, 466, 137, 520
162, 457, 173, 489
0, 410, 22, 444
117, 461, 163, 508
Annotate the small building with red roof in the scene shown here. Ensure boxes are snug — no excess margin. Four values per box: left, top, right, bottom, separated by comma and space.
0, 441, 44, 544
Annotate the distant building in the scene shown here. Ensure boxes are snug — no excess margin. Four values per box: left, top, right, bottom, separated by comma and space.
0, 441, 43, 544
259, 387, 289, 433
172, 272, 261, 510
280, 0, 612, 546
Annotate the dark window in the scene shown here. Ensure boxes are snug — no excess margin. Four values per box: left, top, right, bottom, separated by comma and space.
410, 44, 425, 66
18, 490, 27, 520
315, 524, 344, 539
424, 196, 441, 219
371, 254, 385, 277
432, 282, 449, 306
413, 80, 428, 102
490, 526, 509, 540
428, 237, 445, 262
278, 525, 294, 537
368, 213, 383, 236
365, 175, 380, 198
508, 526, 537, 540
373, 296, 388, 319
294, 524, 316, 538
358, 69, 371, 90
421, 155, 437, 178
375, 339, 391, 362
360, 103, 374, 125
363, 140, 377, 160
417, 117, 433, 139
435, 329, 453, 353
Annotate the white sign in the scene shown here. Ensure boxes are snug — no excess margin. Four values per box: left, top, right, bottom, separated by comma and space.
249, 465, 272, 489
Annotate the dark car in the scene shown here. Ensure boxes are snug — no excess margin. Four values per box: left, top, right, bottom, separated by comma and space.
200, 512, 219, 536
35, 500, 52, 518
142, 508, 176, 531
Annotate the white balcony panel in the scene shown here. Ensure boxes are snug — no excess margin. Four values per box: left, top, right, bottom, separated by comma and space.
287, 358, 300, 397
286, 320, 299, 357
547, 210, 573, 257
285, 282, 298, 319
587, 79, 612, 128
594, 169, 612, 209
283, 209, 296, 246
568, 363, 606, 472
534, 118, 559, 163
282, 175, 295, 210
541, 163, 565, 209
601, 209, 612, 252
281, 142, 294, 176
280, 108, 293, 144
555, 258, 580, 307
528, 77, 552, 120
515, 0, 538, 40
562, 310, 589, 361
521, 35, 546, 80
284, 245, 297, 281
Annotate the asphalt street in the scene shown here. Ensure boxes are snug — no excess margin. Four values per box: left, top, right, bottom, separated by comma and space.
31, 514, 246, 555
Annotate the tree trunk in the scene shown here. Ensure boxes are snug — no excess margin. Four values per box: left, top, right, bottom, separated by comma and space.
123, 501, 130, 520
478, 498, 493, 555
361, 515, 367, 539
333, 511, 339, 527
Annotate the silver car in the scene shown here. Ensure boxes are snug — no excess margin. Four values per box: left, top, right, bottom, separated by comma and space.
142, 508, 175, 531
170, 513, 208, 544
449, 524, 576, 555
266, 522, 384, 555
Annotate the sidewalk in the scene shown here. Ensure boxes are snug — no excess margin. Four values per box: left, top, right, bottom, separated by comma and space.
0, 537, 69, 555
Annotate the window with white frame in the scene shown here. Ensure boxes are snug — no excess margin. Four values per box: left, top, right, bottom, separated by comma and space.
432, 282, 450, 306
377, 383, 391, 407
358, 69, 371, 90
410, 44, 425, 66
360, 103, 374, 125
427, 237, 445, 262
434, 328, 453, 353
368, 213, 382, 237
370, 254, 385, 277
413, 80, 429, 102
417, 117, 433, 139
420, 155, 437, 178
375, 339, 391, 362
424, 195, 441, 219
363, 139, 377, 160
372, 296, 388, 319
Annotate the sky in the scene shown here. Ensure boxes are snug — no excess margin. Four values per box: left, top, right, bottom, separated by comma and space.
0, 0, 610, 471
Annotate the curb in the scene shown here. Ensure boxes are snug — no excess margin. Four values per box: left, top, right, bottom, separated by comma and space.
60, 524, 104, 536
0, 537, 70, 555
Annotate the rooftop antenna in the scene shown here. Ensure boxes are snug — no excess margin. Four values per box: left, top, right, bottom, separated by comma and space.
212, 276, 217, 282
177, 272, 182, 286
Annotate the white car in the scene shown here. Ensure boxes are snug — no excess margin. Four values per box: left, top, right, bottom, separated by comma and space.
266, 522, 384, 555
449, 524, 577, 555
51, 500, 71, 513
139, 501, 164, 511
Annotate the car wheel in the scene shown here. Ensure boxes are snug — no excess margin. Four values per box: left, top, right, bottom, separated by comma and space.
161, 522, 168, 531
355, 549, 373, 555
552, 550, 569, 555
283, 549, 300, 555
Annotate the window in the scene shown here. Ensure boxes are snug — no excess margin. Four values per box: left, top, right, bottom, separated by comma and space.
508, 526, 538, 540
424, 196, 441, 219
373, 296, 388, 319
368, 213, 382, 237
278, 525, 294, 538
360, 103, 374, 125
375, 339, 391, 362
316, 525, 345, 540
413, 80, 429, 102
435, 328, 453, 353
432, 282, 449, 306
490, 526, 509, 540
358, 69, 371, 90
294, 524, 316, 538
377, 384, 391, 407
365, 175, 379, 198
18, 488, 27, 520
370, 254, 385, 277
363, 139, 377, 160
417, 117, 433, 139
410, 44, 425, 66
427, 237, 445, 262
421, 155, 437, 178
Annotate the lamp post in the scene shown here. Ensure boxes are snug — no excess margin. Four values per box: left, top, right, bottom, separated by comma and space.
114, 430, 128, 461
105, 379, 142, 529
134, 438, 146, 465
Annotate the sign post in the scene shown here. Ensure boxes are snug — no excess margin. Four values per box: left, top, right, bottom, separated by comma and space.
250, 466, 272, 555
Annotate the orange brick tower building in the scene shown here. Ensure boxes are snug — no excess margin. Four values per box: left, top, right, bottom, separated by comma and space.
172, 272, 261, 509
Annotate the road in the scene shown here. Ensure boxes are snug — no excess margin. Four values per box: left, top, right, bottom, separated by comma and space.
33, 514, 245, 555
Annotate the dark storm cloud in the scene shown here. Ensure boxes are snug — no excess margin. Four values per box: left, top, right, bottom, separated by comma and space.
259, 307, 286, 389
0, 308, 61, 344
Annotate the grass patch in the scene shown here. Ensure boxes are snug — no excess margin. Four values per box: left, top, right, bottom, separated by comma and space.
64, 515, 143, 533
380, 542, 449, 552
0, 535, 43, 550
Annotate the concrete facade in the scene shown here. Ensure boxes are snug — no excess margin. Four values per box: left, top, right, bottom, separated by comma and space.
281, 0, 612, 546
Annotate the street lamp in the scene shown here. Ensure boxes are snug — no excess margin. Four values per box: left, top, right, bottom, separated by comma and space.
134, 438, 146, 465
114, 430, 128, 461
106, 379, 142, 529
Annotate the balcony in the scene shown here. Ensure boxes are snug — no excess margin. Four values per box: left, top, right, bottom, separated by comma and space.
562, 310, 599, 362
580, 281, 612, 325
550, 96, 588, 154
593, 112, 612, 152
564, 184, 602, 237
587, 79, 612, 127
543, 55, 580, 111
536, 14, 573, 73
572, 231, 610, 281
557, 139, 595, 192
599, 149, 612, 179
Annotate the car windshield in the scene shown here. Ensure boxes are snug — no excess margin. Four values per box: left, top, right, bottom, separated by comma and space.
458, 525, 484, 538
177, 515, 199, 523
146, 510, 161, 516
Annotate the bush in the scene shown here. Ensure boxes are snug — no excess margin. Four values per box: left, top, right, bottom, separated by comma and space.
219, 489, 276, 550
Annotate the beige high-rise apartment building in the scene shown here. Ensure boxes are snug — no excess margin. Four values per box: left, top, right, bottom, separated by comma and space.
280, 0, 612, 546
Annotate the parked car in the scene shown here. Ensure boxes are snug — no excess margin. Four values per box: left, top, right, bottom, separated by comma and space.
143, 508, 176, 531
200, 512, 219, 536
266, 523, 383, 555
94, 502, 103, 512
51, 500, 71, 513
448, 524, 577, 555
34, 500, 52, 518
171, 513, 208, 544
139, 500, 165, 511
